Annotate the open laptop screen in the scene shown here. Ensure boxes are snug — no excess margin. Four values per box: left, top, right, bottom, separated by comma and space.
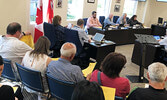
92, 33, 105, 42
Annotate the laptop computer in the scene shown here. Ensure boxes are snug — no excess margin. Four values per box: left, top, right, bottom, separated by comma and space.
92, 33, 105, 43
153, 36, 161, 40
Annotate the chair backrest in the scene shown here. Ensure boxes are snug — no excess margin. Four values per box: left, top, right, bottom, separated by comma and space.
83, 18, 88, 27
126, 17, 129, 22
15, 63, 44, 92
113, 16, 119, 23
43, 22, 56, 50
64, 28, 82, 56
46, 73, 75, 100
1, 58, 17, 81
99, 16, 105, 25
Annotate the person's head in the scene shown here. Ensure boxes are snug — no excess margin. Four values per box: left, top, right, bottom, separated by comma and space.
100, 52, 127, 78
147, 62, 167, 83
92, 11, 97, 19
0, 56, 4, 76
109, 14, 113, 19
77, 19, 84, 28
30, 36, 51, 58
71, 80, 105, 100
131, 15, 137, 21
53, 15, 62, 26
6, 22, 22, 38
60, 42, 76, 61
122, 13, 127, 19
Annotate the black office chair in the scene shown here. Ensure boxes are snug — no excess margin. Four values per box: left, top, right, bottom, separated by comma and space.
113, 16, 119, 23
83, 18, 88, 27
99, 16, 105, 25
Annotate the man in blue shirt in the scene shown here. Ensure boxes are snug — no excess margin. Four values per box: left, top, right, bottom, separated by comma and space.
103, 14, 116, 28
47, 42, 85, 83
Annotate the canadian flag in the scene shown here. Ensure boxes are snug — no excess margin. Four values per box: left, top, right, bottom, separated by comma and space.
34, 0, 43, 43
47, 0, 54, 23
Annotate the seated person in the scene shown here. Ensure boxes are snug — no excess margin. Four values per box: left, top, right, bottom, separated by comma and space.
86, 11, 102, 30
72, 19, 91, 46
47, 42, 85, 83
127, 15, 142, 26
22, 36, 52, 93
103, 13, 116, 28
52, 15, 65, 57
89, 52, 130, 98
71, 80, 105, 100
127, 62, 167, 100
0, 22, 32, 77
116, 13, 127, 24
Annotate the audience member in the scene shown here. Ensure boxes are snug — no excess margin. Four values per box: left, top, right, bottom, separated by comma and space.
103, 13, 116, 28
52, 15, 65, 57
47, 42, 85, 83
0, 22, 32, 74
86, 11, 102, 29
72, 19, 91, 46
71, 80, 105, 100
89, 52, 130, 98
22, 36, 52, 93
0, 55, 15, 100
127, 15, 142, 26
127, 62, 167, 100
116, 13, 127, 24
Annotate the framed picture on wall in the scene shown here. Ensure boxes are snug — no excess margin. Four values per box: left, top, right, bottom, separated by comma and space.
56, 0, 62, 8
114, 5, 120, 12
116, 0, 121, 3
87, 0, 95, 3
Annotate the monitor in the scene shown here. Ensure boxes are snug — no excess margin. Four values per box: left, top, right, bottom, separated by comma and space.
157, 0, 167, 2
158, 17, 163, 24
92, 33, 105, 42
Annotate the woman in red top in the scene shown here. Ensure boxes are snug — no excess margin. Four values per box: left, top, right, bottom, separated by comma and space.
89, 52, 130, 98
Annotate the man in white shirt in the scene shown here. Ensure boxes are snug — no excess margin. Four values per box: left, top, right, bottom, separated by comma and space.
0, 22, 32, 72
72, 19, 91, 46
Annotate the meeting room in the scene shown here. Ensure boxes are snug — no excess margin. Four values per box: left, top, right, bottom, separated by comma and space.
0, 0, 167, 100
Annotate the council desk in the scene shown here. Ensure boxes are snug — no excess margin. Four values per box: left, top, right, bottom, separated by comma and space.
88, 27, 152, 45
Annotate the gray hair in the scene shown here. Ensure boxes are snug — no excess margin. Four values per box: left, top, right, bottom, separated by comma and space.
60, 42, 76, 57
148, 62, 167, 82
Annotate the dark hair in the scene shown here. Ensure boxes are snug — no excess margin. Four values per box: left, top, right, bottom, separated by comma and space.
77, 19, 84, 26
92, 11, 97, 15
0, 56, 3, 65
30, 36, 51, 58
53, 15, 61, 26
71, 80, 105, 100
131, 15, 137, 21
7, 22, 21, 35
101, 52, 127, 78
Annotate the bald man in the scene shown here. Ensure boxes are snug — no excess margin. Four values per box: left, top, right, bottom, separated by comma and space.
47, 42, 85, 83
103, 14, 116, 27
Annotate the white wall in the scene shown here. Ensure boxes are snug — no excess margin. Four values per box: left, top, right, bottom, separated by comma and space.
0, 0, 30, 35
1, 0, 167, 35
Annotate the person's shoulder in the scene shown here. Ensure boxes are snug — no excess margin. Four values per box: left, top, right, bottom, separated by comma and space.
1, 85, 13, 92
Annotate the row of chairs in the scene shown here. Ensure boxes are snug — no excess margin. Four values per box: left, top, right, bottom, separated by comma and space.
1, 58, 124, 100
83, 16, 130, 27
1, 58, 75, 100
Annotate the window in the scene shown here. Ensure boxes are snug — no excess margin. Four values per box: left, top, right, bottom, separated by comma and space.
30, 0, 38, 22
67, 0, 84, 21
30, 0, 48, 22
97, 0, 112, 18
123, 0, 138, 18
